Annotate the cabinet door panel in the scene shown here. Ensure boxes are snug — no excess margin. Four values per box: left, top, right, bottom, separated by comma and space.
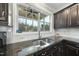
70, 4, 77, 27
66, 8, 71, 27
54, 12, 64, 29
0, 3, 8, 26
54, 14, 58, 29
54, 4, 78, 29
62, 10, 67, 28
77, 4, 79, 26
64, 45, 78, 56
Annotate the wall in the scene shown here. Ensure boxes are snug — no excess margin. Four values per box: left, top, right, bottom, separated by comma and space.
9, 3, 74, 44
0, 3, 75, 44
55, 28, 79, 42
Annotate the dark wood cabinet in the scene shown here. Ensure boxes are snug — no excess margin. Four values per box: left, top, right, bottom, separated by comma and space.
54, 9, 68, 29
66, 8, 71, 27
33, 47, 51, 56
54, 12, 61, 29
64, 44, 78, 56
54, 4, 79, 29
0, 3, 8, 26
33, 40, 79, 56
77, 4, 79, 26
62, 9, 67, 28
70, 4, 78, 27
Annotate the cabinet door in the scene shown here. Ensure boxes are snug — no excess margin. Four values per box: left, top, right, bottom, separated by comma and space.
62, 9, 67, 28
0, 3, 8, 26
77, 4, 79, 26
54, 14, 58, 29
66, 8, 71, 27
50, 46, 58, 56
70, 4, 78, 27
54, 12, 63, 29
64, 44, 78, 56
61, 9, 71, 28
49, 43, 64, 56
33, 48, 50, 56
54, 13, 60, 29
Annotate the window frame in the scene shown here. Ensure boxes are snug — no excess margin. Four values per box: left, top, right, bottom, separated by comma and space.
40, 15, 50, 31
16, 4, 52, 34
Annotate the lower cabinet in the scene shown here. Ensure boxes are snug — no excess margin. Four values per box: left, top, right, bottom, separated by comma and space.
0, 46, 6, 56
33, 40, 79, 56
50, 43, 64, 56
64, 44, 79, 56
34, 47, 51, 56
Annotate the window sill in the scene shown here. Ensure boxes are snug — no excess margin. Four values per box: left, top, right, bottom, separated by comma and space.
15, 31, 52, 35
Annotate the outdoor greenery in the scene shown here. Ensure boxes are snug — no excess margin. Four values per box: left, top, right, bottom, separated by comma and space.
17, 4, 50, 32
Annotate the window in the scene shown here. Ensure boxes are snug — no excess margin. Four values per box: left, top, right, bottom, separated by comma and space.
40, 14, 50, 31
17, 5, 38, 32
17, 4, 50, 32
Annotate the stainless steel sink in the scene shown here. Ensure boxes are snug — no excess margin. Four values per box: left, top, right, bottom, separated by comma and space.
42, 38, 55, 44
32, 38, 55, 47
39, 40, 46, 46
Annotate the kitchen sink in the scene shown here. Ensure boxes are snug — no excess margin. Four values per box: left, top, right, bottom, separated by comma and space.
33, 38, 55, 47
42, 38, 55, 44
39, 40, 46, 46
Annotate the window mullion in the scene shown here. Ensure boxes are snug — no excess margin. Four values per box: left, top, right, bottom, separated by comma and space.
44, 17, 45, 31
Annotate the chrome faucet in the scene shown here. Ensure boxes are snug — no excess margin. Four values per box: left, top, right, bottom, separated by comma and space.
38, 30, 41, 39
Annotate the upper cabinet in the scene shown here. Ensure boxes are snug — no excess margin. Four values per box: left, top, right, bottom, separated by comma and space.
54, 4, 79, 29
0, 3, 8, 26
65, 8, 71, 27
54, 12, 62, 29
62, 9, 68, 28
70, 4, 78, 27
77, 4, 79, 26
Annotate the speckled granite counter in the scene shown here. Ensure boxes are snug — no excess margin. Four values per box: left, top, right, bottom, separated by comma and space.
6, 39, 55, 56
6, 40, 33, 56
17, 42, 55, 56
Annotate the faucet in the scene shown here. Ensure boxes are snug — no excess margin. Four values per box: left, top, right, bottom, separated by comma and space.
32, 13, 42, 46
38, 30, 41, 39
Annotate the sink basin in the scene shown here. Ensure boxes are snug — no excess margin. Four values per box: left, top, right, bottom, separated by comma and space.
42, 38, 55, 43
33, 38, 55, 47
39, 40, 46, 46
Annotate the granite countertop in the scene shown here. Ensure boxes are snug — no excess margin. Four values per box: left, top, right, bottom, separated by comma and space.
17, 41, 55, 56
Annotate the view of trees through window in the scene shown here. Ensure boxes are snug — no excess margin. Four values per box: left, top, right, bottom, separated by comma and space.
17, 4, 50, 32
40, 14, 50, 31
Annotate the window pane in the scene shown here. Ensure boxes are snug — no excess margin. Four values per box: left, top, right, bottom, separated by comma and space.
40, 13, 50, 31
18, 17, 26, 24
40, 18, 44, 22
33, 20, 38, 31
18, 5, 27, 17
44, 16, 50, 22
17, 4, 50, 32
18, 17, 27, 31
40, 22, 44, 31
27, 19, 32, 26
17, 4, 38, 32
45, 22, 50, 31
33, 20, 38, 26
27, 19, 33, 31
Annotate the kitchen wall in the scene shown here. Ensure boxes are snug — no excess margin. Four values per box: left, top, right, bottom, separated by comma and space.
56, 28, 79, 42
0, 3, 75, 44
